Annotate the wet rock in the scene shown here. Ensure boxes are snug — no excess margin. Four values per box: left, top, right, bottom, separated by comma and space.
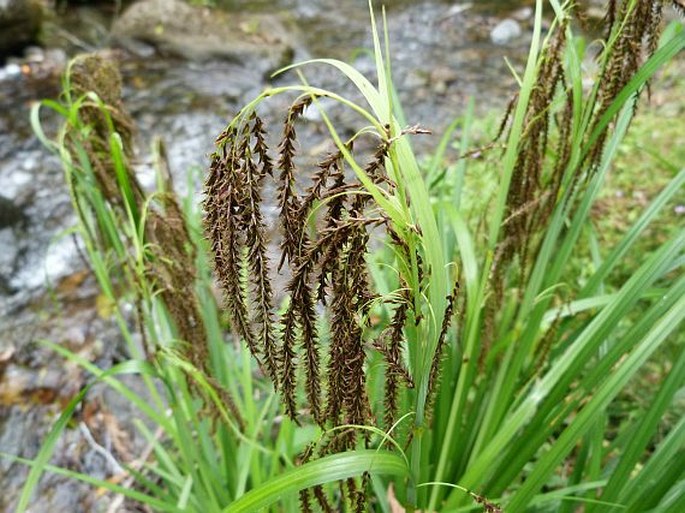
0, 270, 134, 512
111, 0, 298, 77
7, 230, 89, 293
0, 405, 117, 512
490, 18, 522, 45
0, 0, 43, 59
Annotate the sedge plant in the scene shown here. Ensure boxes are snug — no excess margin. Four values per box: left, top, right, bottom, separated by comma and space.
203, 0, 685, 511
9, 0, 685, 512
421, 1, 685, 512
14, 53, 317, 513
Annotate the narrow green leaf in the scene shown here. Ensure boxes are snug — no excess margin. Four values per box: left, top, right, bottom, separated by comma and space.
5, 453, 182, 513
276, 59, 387, 122
223, 450, 408, 513
621, 415, 685, 511
507, 291, 685, 511
451, 231, 684, 505
595, 342, 685, 509
581, 168, 685, 297
16, 356, 158, 513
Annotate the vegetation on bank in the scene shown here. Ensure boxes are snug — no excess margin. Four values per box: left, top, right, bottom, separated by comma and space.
6, 1, 685, 512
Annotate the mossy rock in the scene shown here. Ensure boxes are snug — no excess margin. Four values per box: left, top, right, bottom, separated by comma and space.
0, 0, 43, 58
69, 52, 124, 107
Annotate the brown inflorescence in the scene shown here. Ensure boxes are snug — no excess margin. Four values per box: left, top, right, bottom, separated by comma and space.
482, 0, 683, 365
203, 93, 453, 507
65, 53, 244, 427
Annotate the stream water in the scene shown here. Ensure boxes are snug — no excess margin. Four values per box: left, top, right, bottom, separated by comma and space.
0, 1, 560, 510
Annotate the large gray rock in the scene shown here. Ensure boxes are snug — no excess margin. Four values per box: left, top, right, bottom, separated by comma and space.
0, 0, 43, 58
111, 0, 297, 77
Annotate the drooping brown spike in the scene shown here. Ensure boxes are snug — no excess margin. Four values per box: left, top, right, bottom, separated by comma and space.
298, 489, 313, 513
426, 280, 460, 422
337, 228, 373, 434
484, 22, 570, 360
603, 0, 619, 40
313, 485, 335, 513
67, 53, 141, 211
362, 141, 389, 182
147, 198, 205, 367
355, 473, 371, 513
204, 136, 261, 362
242, 118, 280, 385
374, 288, 414, 430
326, 255, 354, 426
277, 96, 314, 270
347, 200, 376, 317
493, 92, 519, 144
590, 0, 672, 169
297, 441, 335, 510
280, 303, 299, 421
299, 149, 343, 224
281, 255, 324, 424
298, 282, 323, 424
251, 113, 274, 177
316, 163, 349, 304
206, 375, 246, 431
322, 217, 374, 430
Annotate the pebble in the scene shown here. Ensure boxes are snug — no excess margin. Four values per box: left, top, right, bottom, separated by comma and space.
490, 19, 522, 46
445, 3, 472, 18
512, 7, 533, 22
8, 171, 32, 198
0, 63, 22, 80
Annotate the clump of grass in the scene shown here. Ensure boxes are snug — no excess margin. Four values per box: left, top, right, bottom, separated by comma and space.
425, 1, 685, 511
205, 1, 685, 511
203, 81, 459, 508
12, 1, 685, 512
63, 54, 228, 399
15, 52, 282, 512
